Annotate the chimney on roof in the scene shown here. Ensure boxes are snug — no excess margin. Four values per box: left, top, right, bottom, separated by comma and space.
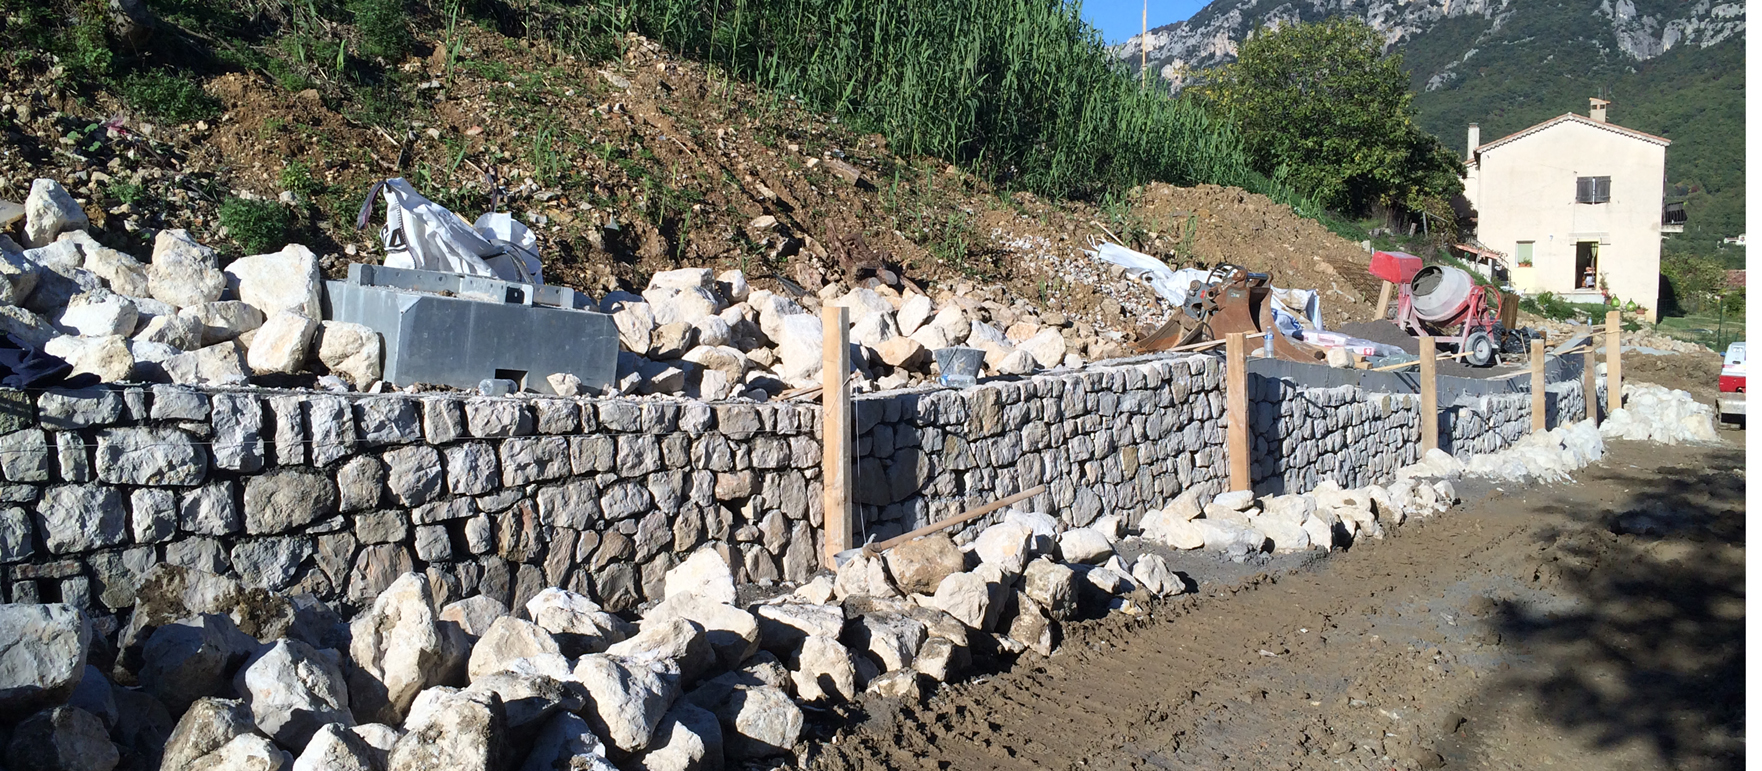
1467, 123, 1480, 159
1590, 97, 1610, 123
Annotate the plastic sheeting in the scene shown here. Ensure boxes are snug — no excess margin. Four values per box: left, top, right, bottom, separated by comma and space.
1085, 241, 1323, 336
359, 178, 544, 284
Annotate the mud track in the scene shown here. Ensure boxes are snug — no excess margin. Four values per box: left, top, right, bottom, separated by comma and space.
807, 438, 1745, 771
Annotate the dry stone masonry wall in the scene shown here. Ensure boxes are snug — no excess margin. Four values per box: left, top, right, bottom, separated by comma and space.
0, 385, 824, 618
0, 352, 1589, 619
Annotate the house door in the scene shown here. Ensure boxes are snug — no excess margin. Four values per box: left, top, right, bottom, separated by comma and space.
1575, 241, 1599, 290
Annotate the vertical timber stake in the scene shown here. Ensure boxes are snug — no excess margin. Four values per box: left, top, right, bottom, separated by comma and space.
1374, 280, 1394, 321
1226, 332, 1250, 492
1606, 310, 1623, 410
1583, 347, 1599, 425
1530, 339, 1547, 433
1419, 336, 1438, 453
821, 306, 852, 569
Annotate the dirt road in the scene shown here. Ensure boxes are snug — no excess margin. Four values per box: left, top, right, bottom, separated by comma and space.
806, 438, 1745, 771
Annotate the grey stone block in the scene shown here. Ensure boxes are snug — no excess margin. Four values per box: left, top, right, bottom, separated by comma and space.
178, 481, 240, 536
243, 469, 338, 534
0, 506, 31, 562
0, 429, 49, 482
37, 389, 123, 430
465, 399, 532, 438
211, 392, 265, 472
150, 385, 209, 421
94, 427, 206, 486
500, 436, 570, 486
383, 445, 443, 507
130, 488, 176, 544
354, 511, 409, 545
52, 433, 88, 483
36, 484, 126, 553
444, 442, 499, 496
308, 396, 356, 466
422, 398, 465, 444
269, 396, 307, 466
231, 536, 313, 591
413, 525, 451, 562
355, 397, 421, 446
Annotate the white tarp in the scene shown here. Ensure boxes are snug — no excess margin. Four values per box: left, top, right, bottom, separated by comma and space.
1085, 241, 1323, 335
360, 178, 543, 284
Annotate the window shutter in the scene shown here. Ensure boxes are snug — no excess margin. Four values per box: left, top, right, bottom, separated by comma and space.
1576, 177, 1592, 203
1595, 177, 1611, 203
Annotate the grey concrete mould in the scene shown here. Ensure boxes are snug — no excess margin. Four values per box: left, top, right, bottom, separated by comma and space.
323, 264, 617, 395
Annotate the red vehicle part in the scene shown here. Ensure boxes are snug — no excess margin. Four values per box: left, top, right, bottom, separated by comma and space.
1719, 375, 1745, 393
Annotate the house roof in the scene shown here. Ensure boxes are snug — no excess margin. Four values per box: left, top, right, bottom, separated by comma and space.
1475, 112, 1671, 155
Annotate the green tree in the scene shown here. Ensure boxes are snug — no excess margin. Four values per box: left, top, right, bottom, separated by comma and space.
1196, 18, 1462, 218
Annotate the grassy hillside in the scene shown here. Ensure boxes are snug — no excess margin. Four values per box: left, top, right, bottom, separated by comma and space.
1410, 33, 1744, 266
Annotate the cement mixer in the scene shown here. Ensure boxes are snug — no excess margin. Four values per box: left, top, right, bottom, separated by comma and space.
1371, 251, 1526, 367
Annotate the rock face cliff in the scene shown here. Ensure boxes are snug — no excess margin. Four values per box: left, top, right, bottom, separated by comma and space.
1112, 0, 1744, 93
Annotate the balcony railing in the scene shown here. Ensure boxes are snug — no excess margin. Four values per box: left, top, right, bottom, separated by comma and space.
1663, 202, 1686, 233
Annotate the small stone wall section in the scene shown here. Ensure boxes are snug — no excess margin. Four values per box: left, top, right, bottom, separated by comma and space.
0, 385, 823, 618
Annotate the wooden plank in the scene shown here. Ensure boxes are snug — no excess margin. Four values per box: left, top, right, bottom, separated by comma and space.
1530, 339, 1547, 433
1374, 280, 1394, 321
1420, 336, 1438, 453
1226, 332, 1250, 492
820, 306, 852, 569
1583, 348, 1599, 425
862, 485, 1049, 556
1606, 310, 1623, 410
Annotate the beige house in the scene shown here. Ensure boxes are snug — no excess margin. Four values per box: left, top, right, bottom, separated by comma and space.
1462, 98, 1676, 321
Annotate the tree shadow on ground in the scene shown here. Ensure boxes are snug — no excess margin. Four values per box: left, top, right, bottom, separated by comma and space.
1466, 447, 1744, 769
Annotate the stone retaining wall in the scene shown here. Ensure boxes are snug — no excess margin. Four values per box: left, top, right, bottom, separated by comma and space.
0, 352, 1592, 619
0, 385, 824, 617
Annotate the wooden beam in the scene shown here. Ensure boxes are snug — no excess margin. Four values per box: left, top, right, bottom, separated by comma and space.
861, 485, 1049, 556
1606, 310, 1623, 411
1419, 336, 1438, 453
1225, 332, 1250, 492
1530, 339, 1547, 433
820, 306, 852, 569
1583, 348, 1599, 426
1374, 280, 1394, 321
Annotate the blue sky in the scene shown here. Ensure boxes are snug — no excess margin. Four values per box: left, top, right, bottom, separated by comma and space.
1079, 0, 1211, 45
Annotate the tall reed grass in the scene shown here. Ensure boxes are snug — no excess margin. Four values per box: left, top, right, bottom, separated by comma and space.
529, 0, 1320, 210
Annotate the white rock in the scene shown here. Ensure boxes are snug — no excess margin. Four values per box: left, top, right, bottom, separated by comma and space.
1300, 515, 1335, 552
645, 287, 721, 327
1017, 329, 1067, 368
348, 573, 466, 724
926, 571, 991, 630
293, 723, 378, 771
246, 311, 318, 375
468, 617, 562, 682
895, 294, 934, 336
716, 269, 750, 303
644, 593, 760, 670
570, 654, 681, 754
1022, 559, 1077, 620
316, 321, 382, 386
1211, 490, 1256, 511
832, 552, 898, 600
135, 314, 204, 351
439, 596, 509, 639
795, 576, 835, 604
692, 316, 732, 348
525, 588, 633, 655
701, 682, 801, 759
926, 307, 969, 345
188, 733, 292, 771
0, 603, 90, 717
992, 349, 1036, 375
518, 712, 617, 771
1056, 527, 1113, 564
774, 314, 825, 384
971, 522, 1032, 576
1131, 554, 1182, 596
789, 635, 856, 703
162, 341, 250, 386
1195, 519, 1267, 557
180, 301, 265, 346
1256, 515, 1311, 553
56, 290, 137, 337
63, 334, 134, 383
387, 688, 500, 771
224, 245, 322, 319
648, 268, 714, 292
148, 230, 225, 309
61, 234, 148, 299
631, 701, 723, 771
615, 303, 656, 354
850, 311, 898, 349
831, 288, 893, 322
664, 548, 737, 604
235, 639, 353, 748
23, 179, 88, 249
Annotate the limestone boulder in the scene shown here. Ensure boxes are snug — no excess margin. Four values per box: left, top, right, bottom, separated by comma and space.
524, 588, 633, 656
23, 179, 88, 249
148, 230, 225, 309
161, 697, 256, 771
630, 701, 723, 771
180, 301, 266, 347
663, 548, 737, 605
516, 712, 617, 771
603, 618, 715, 686
926, 571, 991, 631
1022, 559, 1077, 621
882, 534, 965, 595
971, 522, 1033, 576
3, 705, 120, 771
233, 639, 352, 749
686, 681, 800, 760
468, 617, 562, 683
0, 603, 91, 719
788, 634, 856, 703
1055, 527, 1113, 564
642, 593, 760, 670
138, 613, 261, 716
349, 573, 466, 724
56, 290, 137, 337
754, 600, 846, 655
315, 322, 383, 386
1130, 554, 1183, 597
570, 654, 681, 754
387, 687, 505, 771
224, 245, 322, 319
292, 723, 378, 771
246, 312, 318, 375
832, 553, 898, 600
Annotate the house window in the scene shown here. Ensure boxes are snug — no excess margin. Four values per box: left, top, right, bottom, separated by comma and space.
1515, 242, 1534, 266
1576, 176, 1611, 204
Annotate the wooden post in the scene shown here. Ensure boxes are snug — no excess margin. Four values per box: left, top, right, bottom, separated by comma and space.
1530, 339, 1547, 433
820, 306, 852, 568
1583, 348, 1599, 425
1225, 332, 1250, 492
1419, 336, 1438, 453
1374, 280, 1394, 321
1605, 310, 1622, 410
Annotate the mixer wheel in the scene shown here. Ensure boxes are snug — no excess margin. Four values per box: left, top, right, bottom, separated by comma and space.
1464, 330, 1497, 367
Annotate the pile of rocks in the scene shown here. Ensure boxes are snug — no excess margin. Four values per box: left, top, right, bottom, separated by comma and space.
0, 530, 1173, 771
1, 179, 379, 388
1137, 477, 1454, 560
604, 267, 1133, 399
1599, 383, 1718, 444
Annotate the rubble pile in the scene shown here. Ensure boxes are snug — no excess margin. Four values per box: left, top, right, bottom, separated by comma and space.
0, 179, 373, 389
1138, 476, 1455, 559
1598, 383, 1718, 444
0, 523, 1175, 770
606, 267, 1135, 399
